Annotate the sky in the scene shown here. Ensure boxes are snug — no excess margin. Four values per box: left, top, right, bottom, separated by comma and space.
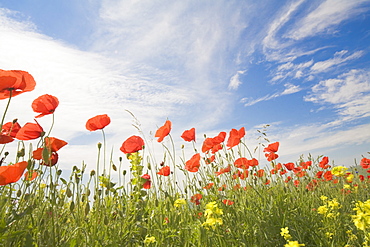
0, 0, 370, 174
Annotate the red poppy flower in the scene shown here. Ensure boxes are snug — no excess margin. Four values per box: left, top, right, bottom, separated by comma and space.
32, 94, 59, 118
263, 142, 279, 153
215, 166, 231, 176
323, 170, 333, 181
255, 169, 265, 177
319, 156, 330, 169
33, 148, 60, 166
191, 193, 202, 205
141, 174, 151, 189
185, 153, 201, 172
222, 199, 234, 205
202, 132, 226, 153
24, 170, 38, 181
203, 183, 214, 189
44, 137, 68, 152
283, 162, 295, 171
233, 170, 249, 180
204, 155, 215, 164
0, 70, 36, 99
293, 180, 300, 187
1, 121, 21, 137
265, 152, 279, 161
360, 158, 370, 169
226, 127, 245, 149
234, 157, 249, 170
32, 137, 67, 166
157, 166, 170, 176
120, 135, 145, 154
316, 171, 324, 179
181, 128, 195, 142
0, 135, 14, 144
15, 121, 44, 140
86, 114, 111, 131
300, 161, 312, 169
155, 120, 171, 142
0, 161, 28, 185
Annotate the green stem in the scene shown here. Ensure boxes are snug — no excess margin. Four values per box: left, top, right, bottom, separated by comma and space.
0, 90, 13, 129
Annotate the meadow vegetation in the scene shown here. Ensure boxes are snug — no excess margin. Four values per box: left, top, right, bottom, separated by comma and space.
1, 69, 370, 246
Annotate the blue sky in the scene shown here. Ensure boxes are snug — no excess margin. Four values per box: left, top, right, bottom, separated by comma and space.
0, 0, 370, 170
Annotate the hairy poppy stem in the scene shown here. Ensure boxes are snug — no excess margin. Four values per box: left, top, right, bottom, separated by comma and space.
0, 90, 13, 130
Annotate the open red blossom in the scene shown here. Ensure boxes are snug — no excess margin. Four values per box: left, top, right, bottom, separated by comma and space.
32, 94, 59, 118
0, 70, 36, 99
45, 137, 68, 152
181, 128, 195, 142
141, 174, 151, 189
157, 166, 170, 176
234, 157, 249, 170
255, 169, 265, 177
223, 199, 234, 205
323, 170, 333, 181
201, 132, 226, 153
300, 161, 312, 169
233, 170, 249, 180
155, 120, 171, 142
33, 148, 59, 166
283, 162, 295, 171
203, 183, 214, 189
319, 156, 330, 169
215, 166, 231, 176
15, 121, 44, 140
191, 194, 202, 205
226, 127, 245, 149
316, 171, 324, 179
265, 152, 279, 161
120, 135, 145, 154
86, 114, 111, 131
263, 142, 279, 153
0, 161, 28, 185
294, 180, 300, 187
185, 153, 201, 172
0, 135, 14, 144
1, 121, 21, 137
360, 158, 370, 169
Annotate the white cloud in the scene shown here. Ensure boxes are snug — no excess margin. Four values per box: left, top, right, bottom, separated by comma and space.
242, 83, 301, 106
228, 70, 245, 90
305, 69, 370, 122
311, 50, 364, 73
286, 0, 370, 40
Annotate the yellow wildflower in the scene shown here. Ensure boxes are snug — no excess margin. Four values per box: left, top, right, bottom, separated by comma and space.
143, 236, 156, 245
331, 166, 347, 177
280, 227, 292, 240
320, 195, 328, 201
174, 198, 186, 208
284, 240, 305, 247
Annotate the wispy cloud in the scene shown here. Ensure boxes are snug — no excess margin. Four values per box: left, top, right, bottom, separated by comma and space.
286, 0, 370, 40
305, 69, 370, 121
311, 50, 364, 73
241, 83, 302, 106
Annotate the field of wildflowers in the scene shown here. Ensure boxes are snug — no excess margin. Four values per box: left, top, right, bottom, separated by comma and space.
1, 69, 370, 246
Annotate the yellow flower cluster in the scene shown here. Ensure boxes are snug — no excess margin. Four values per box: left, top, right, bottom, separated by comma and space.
352, 199, 370, 231
331, 166, 348, 177
202, 201, 223, 229
317, 196, 341, 218
174, 198, 186, 208
280, 227, 305, 247
143, 236, 156, 245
